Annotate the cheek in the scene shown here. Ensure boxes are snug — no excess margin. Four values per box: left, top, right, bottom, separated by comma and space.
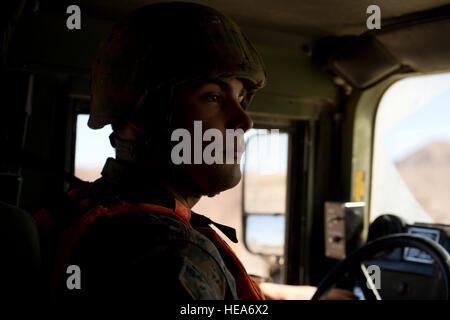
172, 104, 218, 130
174, 114, 227, 145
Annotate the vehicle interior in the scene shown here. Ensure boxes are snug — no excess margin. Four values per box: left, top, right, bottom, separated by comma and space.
2, 0, 450, 301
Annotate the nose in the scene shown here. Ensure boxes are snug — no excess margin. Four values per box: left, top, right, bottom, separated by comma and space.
228, 98, 253, 133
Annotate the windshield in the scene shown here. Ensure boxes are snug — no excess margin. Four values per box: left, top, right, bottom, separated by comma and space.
371, 72, 450, 225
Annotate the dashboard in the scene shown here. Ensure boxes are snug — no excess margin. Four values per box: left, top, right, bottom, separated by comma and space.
364, 216, 450, 299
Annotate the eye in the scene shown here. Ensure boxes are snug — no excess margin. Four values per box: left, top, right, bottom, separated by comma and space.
207, 95, 220, 101
239, 96, 247, 110
205, 94, 222, 103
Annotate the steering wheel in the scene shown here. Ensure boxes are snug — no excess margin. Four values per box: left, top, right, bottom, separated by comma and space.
312, 234, 450, 300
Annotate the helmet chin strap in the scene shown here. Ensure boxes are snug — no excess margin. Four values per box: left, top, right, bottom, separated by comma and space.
109, 131, 220, 198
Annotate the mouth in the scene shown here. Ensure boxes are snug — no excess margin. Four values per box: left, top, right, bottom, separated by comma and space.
223, 149, 245, 160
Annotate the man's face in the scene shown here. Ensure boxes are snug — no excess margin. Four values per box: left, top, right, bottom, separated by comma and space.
171, 77, 253, 194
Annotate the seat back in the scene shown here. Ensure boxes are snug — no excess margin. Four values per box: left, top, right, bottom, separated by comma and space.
0, 201, 41, 303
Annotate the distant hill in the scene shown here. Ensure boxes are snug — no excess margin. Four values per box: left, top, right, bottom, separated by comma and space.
398, 141, 450, 166
75, 167, 102, 182
396, 141, 450, 224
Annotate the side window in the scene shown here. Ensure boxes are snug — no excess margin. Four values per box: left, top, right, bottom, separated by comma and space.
371, 73, 450, 225
243, 130, 288, 257
74, 114, 114, 181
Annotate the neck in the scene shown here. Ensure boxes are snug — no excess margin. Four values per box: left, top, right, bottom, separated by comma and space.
115, 153, 203, 209
162, 182, 201, 209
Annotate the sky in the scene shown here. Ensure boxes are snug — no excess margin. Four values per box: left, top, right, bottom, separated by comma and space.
377, 73, 450, 162
75, 114, 114, 168
246, 214, 285, 247
241, 129, 288, 174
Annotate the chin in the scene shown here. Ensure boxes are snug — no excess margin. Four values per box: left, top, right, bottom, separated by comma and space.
197, 164, 242, 194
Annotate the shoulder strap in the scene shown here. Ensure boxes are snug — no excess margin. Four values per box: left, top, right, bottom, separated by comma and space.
190, 211, 238, 243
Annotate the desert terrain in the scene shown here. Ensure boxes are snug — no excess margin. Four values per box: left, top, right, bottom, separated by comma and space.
396, 141, 450, 224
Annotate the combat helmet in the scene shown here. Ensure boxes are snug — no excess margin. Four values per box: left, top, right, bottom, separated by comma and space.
89, 1, 267, 131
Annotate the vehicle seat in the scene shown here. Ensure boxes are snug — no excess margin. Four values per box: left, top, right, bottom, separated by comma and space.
0, 201, 41, 302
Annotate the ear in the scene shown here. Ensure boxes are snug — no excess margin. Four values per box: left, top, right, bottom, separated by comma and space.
115, 121, 143, 141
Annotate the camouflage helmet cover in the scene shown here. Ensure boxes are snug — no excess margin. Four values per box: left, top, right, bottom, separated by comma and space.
89, 1, 267, 129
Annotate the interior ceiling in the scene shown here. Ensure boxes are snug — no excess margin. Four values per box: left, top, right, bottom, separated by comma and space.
76, 0, 450, 38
